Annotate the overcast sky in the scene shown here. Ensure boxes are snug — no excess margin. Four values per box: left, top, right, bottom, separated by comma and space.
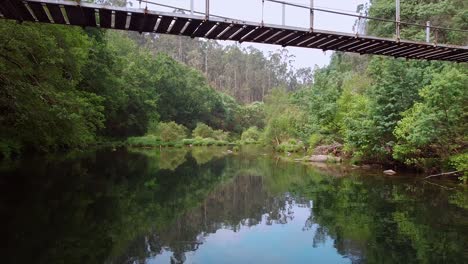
131, 0, 369, 69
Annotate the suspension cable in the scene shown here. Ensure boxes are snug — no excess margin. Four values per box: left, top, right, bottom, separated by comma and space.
265, 0, 468, 33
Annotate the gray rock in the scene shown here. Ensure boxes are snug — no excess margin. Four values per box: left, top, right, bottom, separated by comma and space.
310, 155, 341, 163
383, 169, 396, 175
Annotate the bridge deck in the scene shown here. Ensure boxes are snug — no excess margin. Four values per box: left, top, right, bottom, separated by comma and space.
1, 0, 467, 62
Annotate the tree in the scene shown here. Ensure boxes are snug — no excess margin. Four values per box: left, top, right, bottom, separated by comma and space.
394, 67, 468, 171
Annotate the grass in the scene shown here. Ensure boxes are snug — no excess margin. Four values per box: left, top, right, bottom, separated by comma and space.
127, 136, 233, 148
275, 140, 305, 153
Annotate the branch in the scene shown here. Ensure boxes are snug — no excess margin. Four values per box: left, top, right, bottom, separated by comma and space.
424, 170, 464, 179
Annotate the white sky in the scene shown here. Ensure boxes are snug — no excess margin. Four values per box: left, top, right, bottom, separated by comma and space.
130, 0, 369, 69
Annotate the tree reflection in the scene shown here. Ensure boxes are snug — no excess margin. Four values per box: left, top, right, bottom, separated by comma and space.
1, 147, 467, 264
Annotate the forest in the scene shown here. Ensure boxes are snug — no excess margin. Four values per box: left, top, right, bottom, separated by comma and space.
0, 0, 467, 181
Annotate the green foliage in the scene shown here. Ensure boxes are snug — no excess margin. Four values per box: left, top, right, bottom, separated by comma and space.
212, 129, 229, 141
393, 67, 468, 170
192, 123, 215, 138
263, 90, 310, 145
241, 126, 262, 143
307, 133, 323, 149
153, 122, 188, 142
127, 135, 162, 147
275, 140, 305, 153
450, 153, 468, 183
0, 21, 105, 155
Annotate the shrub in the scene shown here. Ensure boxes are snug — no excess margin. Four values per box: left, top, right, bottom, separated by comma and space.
182, 139, 195, 145
213, 129, 229, 141
450, 153, 468, 183
275, 140, 305, 153
308, 133, 323, 148
241, 126, 261, 142
156, 122, 188, 142
192, 123, 215, 138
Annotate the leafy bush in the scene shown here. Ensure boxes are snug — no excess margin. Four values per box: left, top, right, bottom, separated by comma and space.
213, 129, 229, 141
192, 123, 215, 138
275, 140, 305, 153
155, 122, 188, 142
308, 133, 323, 148
182, 139, 195, 145
450, 153, 468, 183
241, 126, 261, 142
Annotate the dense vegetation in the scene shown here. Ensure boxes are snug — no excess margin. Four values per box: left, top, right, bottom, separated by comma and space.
0, 21, 276, 157
0, 0, 466, 180
259, 0, 467, 180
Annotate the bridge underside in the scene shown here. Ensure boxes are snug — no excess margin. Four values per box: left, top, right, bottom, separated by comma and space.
1, 0, 467, 62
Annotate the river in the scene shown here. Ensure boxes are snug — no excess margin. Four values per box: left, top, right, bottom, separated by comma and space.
1, 146, 467, 264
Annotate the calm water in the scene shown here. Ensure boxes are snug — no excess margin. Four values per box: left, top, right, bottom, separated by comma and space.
1, 146, 467, 264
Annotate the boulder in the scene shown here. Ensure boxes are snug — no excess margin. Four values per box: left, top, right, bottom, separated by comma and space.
383, 169, 396, 175
313, 143, 343, 155
310, 155, 341, 163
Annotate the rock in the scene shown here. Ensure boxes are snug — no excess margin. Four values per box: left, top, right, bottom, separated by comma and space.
309, 155, 341, 163
383, 169, 396, 175
227, 150, 233, 153
313, 143, 343, 155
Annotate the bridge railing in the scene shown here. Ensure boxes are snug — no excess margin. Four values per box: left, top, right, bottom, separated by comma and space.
130, 0, 466, 46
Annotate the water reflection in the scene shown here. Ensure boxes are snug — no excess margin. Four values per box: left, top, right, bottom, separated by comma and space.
0, 147, 467, 264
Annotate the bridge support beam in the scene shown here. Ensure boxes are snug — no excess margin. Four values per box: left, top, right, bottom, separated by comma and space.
395, 0, 400, 41
282, 3, 285, 26
310, 0, 314, 32
205, 0, 209, 20
426, 21, 431, 43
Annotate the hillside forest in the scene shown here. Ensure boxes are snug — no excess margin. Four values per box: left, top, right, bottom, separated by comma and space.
0, 0, 467, 180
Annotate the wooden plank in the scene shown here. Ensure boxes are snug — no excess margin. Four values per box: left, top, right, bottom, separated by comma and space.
0, 0, 24, 20
365, 42, 391, 53
346, 40, 374, 52
388, 45, 420, 56
218, 24, 244, 39
241, 27, 270, 42
128, 12, 142, 31
277, 31, 303, 46
154, 16, 173, 33
141, 13, 158, 33
316, 37, 343, 49
264, 30, 291, 43
28, 2, 49, 22
428, 50, 464, 60
64, 5, 84, 25
256, 28, 282, 42
46, 4, 65, 24
170, 17, 188, 34
204, 22, 223, 38
98, 8, 112, 28
228, 25, 257, 41
9, 0, 35, 21
306, 35, 334, 48
319, 37, 351, 50
394, 46, 428, 57
114, 10, 127, 29
81, 7, 96, 27
0, 1, 14, 19
191, 20, 217, 37
182, 19, 202, 35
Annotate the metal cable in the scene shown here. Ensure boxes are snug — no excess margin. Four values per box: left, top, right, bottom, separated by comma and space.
265, 0, 468, 33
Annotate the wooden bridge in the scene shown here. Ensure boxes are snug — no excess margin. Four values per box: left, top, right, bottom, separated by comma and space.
1, 0, 467, 62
